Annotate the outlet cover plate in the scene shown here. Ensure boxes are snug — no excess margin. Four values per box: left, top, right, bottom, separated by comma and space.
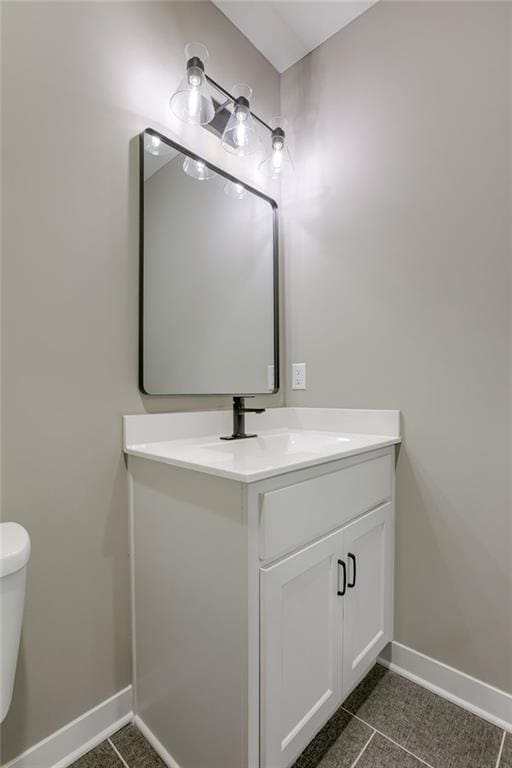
292, 363, 306, 390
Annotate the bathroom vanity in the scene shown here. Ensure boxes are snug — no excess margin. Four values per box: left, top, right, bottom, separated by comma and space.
124, 407, 400, 768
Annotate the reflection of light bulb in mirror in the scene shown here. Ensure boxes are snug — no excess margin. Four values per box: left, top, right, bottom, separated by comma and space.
224, 180, 246, 199
143, 131, 174, 158
182, 156, 216, 181
145, 134, 161, 155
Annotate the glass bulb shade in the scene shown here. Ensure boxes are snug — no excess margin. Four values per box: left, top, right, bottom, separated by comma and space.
170, 43, 213, 125
170, 66, 215, 125
259, 137, 293, 180
221, 100, 261, 156
232, 83, 253, 101
182, 156, 216, 181
184, 42, 209, 64
269, 114, 289, 131
224, 180, 247, 199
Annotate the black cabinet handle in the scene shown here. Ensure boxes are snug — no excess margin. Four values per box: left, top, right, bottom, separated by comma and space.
337, 559, 347, 596
348, 552, 357, 588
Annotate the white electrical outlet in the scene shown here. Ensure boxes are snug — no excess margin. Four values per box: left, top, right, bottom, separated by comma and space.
267, 364, 275, 391
292, 362, 306, 390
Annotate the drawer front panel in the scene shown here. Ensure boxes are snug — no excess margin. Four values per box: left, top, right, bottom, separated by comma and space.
260, 452, 392, 562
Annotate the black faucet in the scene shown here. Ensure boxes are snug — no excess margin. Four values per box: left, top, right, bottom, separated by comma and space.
220, 396, 266, 441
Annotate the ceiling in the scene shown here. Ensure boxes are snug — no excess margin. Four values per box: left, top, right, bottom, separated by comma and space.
212, 1, 378, 73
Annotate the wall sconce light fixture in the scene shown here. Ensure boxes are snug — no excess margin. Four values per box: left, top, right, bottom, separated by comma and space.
259, 119, 293, 179
169, 42, 293, 180
221, 84, 261, 157
170, 43, 215, 125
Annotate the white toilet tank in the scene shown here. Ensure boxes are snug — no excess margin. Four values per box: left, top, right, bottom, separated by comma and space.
0, 522, 30, 722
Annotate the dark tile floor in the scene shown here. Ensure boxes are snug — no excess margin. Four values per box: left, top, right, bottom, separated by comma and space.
500, 734, 512, 768
70, 725, 165, 768
72, 665, 509, 768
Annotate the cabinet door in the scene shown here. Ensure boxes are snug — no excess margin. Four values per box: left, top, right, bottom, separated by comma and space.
260, 529, 344, 768
342, 502, 394, 697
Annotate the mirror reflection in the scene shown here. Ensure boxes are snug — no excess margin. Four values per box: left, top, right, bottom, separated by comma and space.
140, 130, 278, 396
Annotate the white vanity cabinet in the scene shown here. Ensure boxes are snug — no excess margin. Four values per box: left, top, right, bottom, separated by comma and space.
260, 528, 345, 768
341, 502, 394, 695
125, 408, 399, 768
260, 501, 394, 768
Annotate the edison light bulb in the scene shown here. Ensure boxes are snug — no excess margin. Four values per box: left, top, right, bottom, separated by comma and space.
187, 87, 200, 121
234, 111, 248, 148
259, 124, 293, 179
188, 69, 202, 88
169, 43, 215, 125
271, 147, 284, 174
221, 85, 261, 156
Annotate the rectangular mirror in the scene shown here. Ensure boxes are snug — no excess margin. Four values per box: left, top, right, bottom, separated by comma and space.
139, 129, 279, 396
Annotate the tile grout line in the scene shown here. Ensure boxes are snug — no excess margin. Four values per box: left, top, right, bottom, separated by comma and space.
108, 738, 131, 768
349, 729, 376, 768
494, 730, 506, 768
341, 706, 436, 768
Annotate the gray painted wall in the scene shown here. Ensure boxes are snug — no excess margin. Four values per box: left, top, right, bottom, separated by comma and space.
281, 1, 512, 693
2, 1, 511, 762
0, 2, 280, 760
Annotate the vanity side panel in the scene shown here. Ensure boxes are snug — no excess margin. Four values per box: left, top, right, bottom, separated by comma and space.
129, 456, 248, 768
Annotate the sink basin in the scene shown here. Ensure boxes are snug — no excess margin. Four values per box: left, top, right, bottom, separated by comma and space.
125, 423, 400, 482
203, 430, 351, 457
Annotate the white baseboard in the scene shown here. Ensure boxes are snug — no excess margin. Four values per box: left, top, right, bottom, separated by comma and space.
4, 646, 510, 768
133, 716, 181, 768
378, 642, 512, 732
2, 686, 133, 768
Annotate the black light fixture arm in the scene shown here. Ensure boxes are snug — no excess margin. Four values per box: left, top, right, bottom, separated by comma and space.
205, 74, 273, 134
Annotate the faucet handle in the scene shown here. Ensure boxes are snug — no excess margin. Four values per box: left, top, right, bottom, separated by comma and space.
232, 396, 265, 415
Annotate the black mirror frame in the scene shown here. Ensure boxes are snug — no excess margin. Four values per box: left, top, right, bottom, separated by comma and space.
139, 128, 280, 397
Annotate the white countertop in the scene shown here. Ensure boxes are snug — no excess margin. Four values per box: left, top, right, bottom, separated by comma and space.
123, 408, 401, 483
